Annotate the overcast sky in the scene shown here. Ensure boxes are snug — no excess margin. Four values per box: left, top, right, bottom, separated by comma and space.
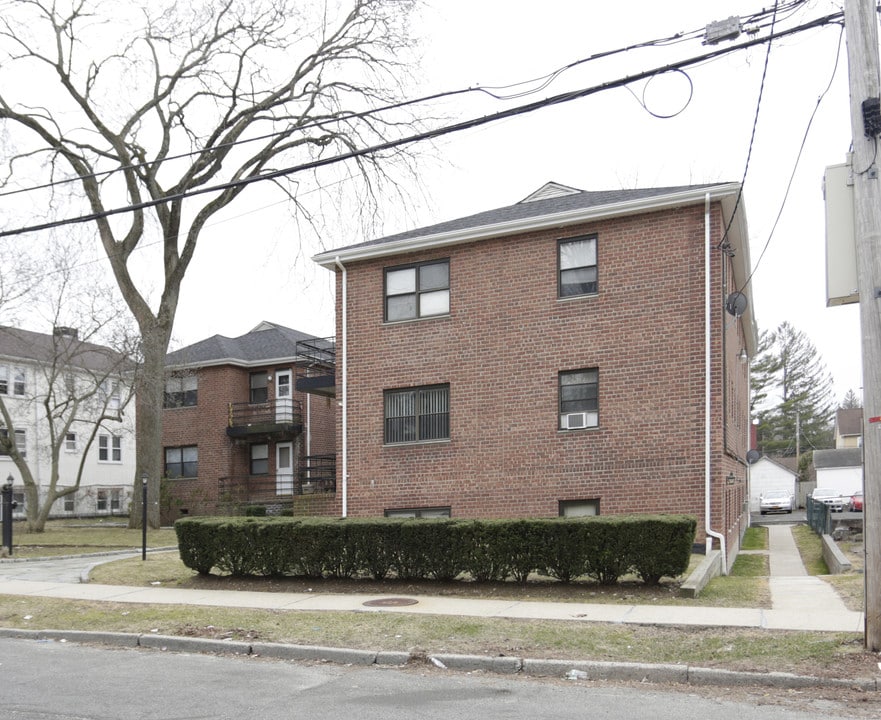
165, 0, 861, 401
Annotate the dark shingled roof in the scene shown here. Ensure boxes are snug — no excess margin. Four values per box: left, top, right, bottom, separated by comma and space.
165, 321, 319, 368
334, 182, 733, 253
813, 448, 863, 469
835, 407, 863, 437
0, 325, 127, 373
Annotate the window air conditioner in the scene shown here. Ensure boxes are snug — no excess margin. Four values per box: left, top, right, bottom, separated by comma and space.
562, 412, 587, 429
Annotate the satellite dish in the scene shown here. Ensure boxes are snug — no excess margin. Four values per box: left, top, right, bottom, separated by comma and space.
746, 449, 761, 464
725, 291, 748, 317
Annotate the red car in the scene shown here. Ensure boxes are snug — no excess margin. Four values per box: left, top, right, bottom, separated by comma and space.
849, 491, 863, 512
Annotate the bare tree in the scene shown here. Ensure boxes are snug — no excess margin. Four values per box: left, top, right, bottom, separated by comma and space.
0, 0, 424, 526
0, 242, 137, 531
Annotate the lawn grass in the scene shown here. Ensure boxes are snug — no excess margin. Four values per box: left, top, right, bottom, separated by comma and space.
2, 520, 873, 679
791, 524, 829, 575
0, 593, 864, 676
740, 525, 767, 551
10, 520, 178, 558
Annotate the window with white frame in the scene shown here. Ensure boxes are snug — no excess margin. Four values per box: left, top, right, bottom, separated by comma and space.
101, 379, 121, 411
65, 432, 77, 452
559, 369, 599, 429
63, 495, 75, 513
0, 428, 27, 457
0, 367, 26, 396
98, 434, 122, 462
97, 490, 108, 511
558, 235, 598, 297
384, 260, 450, 322
13, 368, 25, 396
384, 384, 450, 444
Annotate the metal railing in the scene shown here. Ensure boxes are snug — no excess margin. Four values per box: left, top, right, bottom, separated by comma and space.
227, 399, 303, 429
218, 459, 336, 507
805, 496, 833, 535
296, 336, 335, 367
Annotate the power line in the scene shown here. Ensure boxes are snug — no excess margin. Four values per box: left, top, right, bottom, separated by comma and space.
0, 13, 718, 202
0, 10, 844, 240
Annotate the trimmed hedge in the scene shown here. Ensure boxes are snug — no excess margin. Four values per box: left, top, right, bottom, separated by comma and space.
175, 514, 696, 585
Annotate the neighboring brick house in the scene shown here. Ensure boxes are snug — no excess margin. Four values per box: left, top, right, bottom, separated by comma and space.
311, 181, 757, 569
161, 321, 336, 522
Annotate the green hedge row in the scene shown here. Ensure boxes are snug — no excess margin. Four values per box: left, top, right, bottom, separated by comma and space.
175, 514, 696, 586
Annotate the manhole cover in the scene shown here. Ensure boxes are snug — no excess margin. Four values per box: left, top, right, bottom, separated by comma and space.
362, 597, 419, 607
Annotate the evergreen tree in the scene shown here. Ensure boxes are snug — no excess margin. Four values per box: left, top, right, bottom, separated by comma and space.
751, 322, 835, 456
841, 388, 861, 409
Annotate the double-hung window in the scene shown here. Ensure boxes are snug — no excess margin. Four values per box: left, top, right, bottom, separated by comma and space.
250, 373, 268, 404
559, 369, 599, 429
164, 374, 198, 408
558, 235, 598, 297
165, 446, 198, 478
98, 434, 122, 462
0, 428, 27, 457
250, 443, 269, 475
65, 432, 77, 452
384, 384, 450, 444
385, 260, 450, 321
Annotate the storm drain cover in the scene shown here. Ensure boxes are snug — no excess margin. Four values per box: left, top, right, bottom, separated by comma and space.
362, 597, 419, 607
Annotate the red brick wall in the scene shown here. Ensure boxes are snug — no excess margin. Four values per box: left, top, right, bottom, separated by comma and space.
161, 363, 337, 519
332, 202, 751, 550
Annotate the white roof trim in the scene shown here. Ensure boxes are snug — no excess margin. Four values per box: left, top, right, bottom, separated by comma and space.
314, 183, 742, 268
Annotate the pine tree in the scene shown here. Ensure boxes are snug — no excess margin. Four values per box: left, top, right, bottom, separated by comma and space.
841, 388, 861, 409
751, 322, 835, 456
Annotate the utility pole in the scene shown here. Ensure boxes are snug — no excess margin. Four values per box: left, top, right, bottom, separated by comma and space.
844, 0, 881, 651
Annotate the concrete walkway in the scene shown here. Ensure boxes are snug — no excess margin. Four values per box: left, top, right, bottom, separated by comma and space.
0, 525, 866, 633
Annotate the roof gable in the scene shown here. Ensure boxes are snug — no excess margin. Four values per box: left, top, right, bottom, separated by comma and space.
166, 321, 319, 369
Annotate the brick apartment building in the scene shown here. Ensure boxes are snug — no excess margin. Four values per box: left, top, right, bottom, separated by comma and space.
311, 182, 757, 569
160, 321, 336, 522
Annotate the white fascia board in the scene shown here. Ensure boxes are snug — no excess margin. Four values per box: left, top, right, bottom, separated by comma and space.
165, 356, 306, 372
313, 184, 743, 268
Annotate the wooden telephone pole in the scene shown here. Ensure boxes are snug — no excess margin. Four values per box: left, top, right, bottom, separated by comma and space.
845, 0, 881, 650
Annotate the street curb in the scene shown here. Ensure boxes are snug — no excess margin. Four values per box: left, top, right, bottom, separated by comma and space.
1, 627, 877, 691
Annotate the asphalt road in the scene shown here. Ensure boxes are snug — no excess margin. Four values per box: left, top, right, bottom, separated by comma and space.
0, 638, 859, 720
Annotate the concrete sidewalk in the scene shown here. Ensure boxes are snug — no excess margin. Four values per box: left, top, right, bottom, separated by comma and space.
0, 523, 865, 633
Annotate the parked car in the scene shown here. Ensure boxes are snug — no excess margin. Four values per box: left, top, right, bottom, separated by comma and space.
849, 491, 863, 512
809, 487, 845, 512
759, 489, 794, 515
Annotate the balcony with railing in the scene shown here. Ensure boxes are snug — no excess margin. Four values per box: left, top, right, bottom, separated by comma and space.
226, 399, 304, 440
217, 454, 336, 508
296, 336, 336, 397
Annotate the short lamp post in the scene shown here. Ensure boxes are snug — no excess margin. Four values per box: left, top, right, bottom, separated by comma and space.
1, 474, 15, 556
141, 472, 148, 561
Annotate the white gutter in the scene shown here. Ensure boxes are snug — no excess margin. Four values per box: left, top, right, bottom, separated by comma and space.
704, 193, 727, 572
314, 184, 742, 268
334, 256, 348, 518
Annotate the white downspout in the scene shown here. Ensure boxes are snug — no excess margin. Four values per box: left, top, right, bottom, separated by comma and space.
704, 193, 727, 572
334, 256, 348, 518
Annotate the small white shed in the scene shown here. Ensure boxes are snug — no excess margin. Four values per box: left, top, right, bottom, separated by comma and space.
813, 448, 863, 499
749, 456, 799, 512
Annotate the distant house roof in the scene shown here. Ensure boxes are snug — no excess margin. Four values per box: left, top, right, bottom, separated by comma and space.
835, 407, 863, 437
165, 321, 320, 369
754, 456, 799, 476
0, 325, 127, 373
813, 448, 862, 469
312, 180, 756, 354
